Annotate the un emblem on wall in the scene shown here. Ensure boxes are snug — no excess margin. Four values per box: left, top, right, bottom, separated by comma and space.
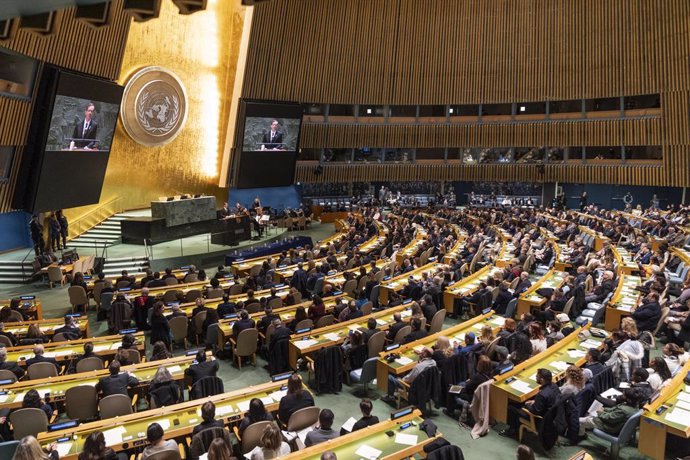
120, 66, 188, 147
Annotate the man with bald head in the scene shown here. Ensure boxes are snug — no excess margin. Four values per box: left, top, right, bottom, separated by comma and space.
26, 344, 60, 371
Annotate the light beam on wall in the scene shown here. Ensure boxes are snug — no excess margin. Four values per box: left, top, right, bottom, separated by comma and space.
197, 0, 220, 177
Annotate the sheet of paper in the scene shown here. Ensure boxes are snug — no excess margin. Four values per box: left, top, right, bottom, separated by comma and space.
674, 399, 690, 411
0, 394, 8, 403
167, 365, 182, 374
55, 442, 73, 457
400, 310, 411, 318
491, 317, 506, 326
13, 392, 24, 402
103, 426, 126, 446
582, 340, 601, 348
237, 400, 251, 412
376, 319, 387, 326
341, 416, 357, 432
395, 356, 414, 366
412, 345, 424, 354
93, 345, 109, 352
600, 388, 623, 399
567, 349, 586, 358
216, 405, 235, 416
676, 392, 690, 403
355, 445, 383, 459
324, 332, 341, 342
270, 389, 287, 402
665, 407, 690, 426
528, 373, 537, 381
199, 454, 208, 460
550, 361, 569, 371
110, 342, 121, 350
394, 432, 419, 446
156, 419, 171, 430
509, 380, 533, 394
294, 339, 318, 349
260, 396, 274, 406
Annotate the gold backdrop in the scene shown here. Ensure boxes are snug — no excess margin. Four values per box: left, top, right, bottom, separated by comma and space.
64, 0, 245, 225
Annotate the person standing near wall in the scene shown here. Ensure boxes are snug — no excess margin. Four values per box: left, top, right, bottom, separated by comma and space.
56, 210, 68, 248
29, 215, 44, 256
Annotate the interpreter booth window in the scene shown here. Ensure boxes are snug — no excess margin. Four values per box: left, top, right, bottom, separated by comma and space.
586, 146, 622, 161
322, 148, 353, 163
418, 105, 446, 122
545, 147, 567, 163
303, 103, 327, 122
389, 105, 417, 118
328, 104, 356, 121
414, 148, 445, 161
359, 105, 385, 118
584, 97, 621, 113
354, 147, 383, 162
297, 148, 321, 161
480, 148, 513, 163
624, 94, 661, 110
461, 148, 480, 164
449, 105, 480, 117
625, 146, 662, 162
0, 49, 38, 99
516, 102, 547, 115
514, 147, 545, 163
383, 148, 414, 162
568, 147, 584, 161
548, 99, 582, 115
481, 103, 512, 116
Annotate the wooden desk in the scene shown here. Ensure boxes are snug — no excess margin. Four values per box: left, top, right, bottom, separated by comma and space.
376, 311, 501, 393
578, 226, 609, 252
516, 269, 566, 318
40, 263, 74, 275
604, 273, 641, 331
612, 246, 639, 276
442, 225, 468, 264
379, 262, 447, 305
280, 410, 438, 460
85, 269, 187, 291
38, 379, 293, 459
490, 324, 605, 423
639, 360, 690, 460
0, 354, 203, 411
0, 297, 43, 320
442, 265, 503, 312
323, 258, 388, 289
288, 303, 414, 370
6, 332, 146, 367
3, 316, 89, 340
116, 277, 237, 300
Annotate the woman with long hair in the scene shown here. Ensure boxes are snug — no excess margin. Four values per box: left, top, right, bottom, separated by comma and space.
620, 317, 639, 339
528, 322, 547, 355
509, 332, 533, 365
207, 438, 234, 460
647, 357, 673, 390
78, 431, 123, 460
277, 374, 314, 425
249, 423, 290, 459
288, 306, 308, 332
149, 302, 171, 347
478, 325, 495, 347
12, 435, 58, 460
150, 341, 172, 361
432, 336, 455, 364
22, 389, 52, 418
149, 366, 182, 406
238, 398, 274, 437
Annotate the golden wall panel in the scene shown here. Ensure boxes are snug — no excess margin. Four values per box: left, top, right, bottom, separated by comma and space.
64, 0, 246, 224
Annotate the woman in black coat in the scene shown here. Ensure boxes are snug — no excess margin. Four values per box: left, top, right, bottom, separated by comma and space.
149, 301, 171, 347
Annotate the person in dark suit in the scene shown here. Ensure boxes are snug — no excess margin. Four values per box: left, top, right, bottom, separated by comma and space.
632, 292, 662, 332
361, 318, 378, 344
278, 374, 315, 426
216, 295, 237, 317
192, 401, 225, 435
402, 317, 428, 344
386, 313, 406, 341
147, 272, 166, 288
420, 294, 437, 324
0, 347, 24, 379
218, 202, 231, 219
349, 398, 379, 433
261, 120, 284, 149
54, 316, 81, 340
71, 102, 98, 149
29, 214, 44, 256
133, 288, 155, 330
0, 323, 17, 346
232, 309, 255, 339
501, 368, 560, 437
96, 360, 139, 397
185, 350, 219, 386
257, 305, 279, 335
26, 344, 60, 372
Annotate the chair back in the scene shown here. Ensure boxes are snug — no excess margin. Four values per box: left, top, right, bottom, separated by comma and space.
245, 302, 261, 314
190, 376, 224, 399
206, 288, 224, 300
367, 330, 386, 357
0, 440, 19, 459
263, 323, 275, 344
562, 297, 575, 316
429, 309, 446, 334
616, 409, 643, 445
8, 310, 23, 322
99, 394, 133, 418
0, 369, 17, 383
185, 289, 202, 303
101, 292, 114, 311
68, 285, 88, 307
295, 319, 313, 331
652, 307, 670, 336
287, 406, 321, 432
92, 283, 105, 305
391, 325, 410, 344
315, 314, 335, 328
267, 297, 283, 310
125, 348, 142, 364
116, 280, 131, 290
9, 408, 47, 439
343, 279, 357, 296
184, 273, 199, 283
369, 285, 381, 306
360, 301, 373, 316
240, 421, 273, 454
165, 277, 179, 286
169, 316, 189, 342
206, 323, 220, 349
292, 291, 303, 304
163, 290, 181, 303
146, 450, 182, 460
47, 266, 63, 283
0, 335, 13, 347
504, 298, 518, 318
193, 310, 208, 333
52, 332, 69, 342
359, 357, 378, 384
229, 284, 243, 295
189, 427, 231, 458
76, 356, 104, 373
65, 385, 98, 421
236, 328, 259, 356
357, 276, 369, 293
28, 362, 58, 379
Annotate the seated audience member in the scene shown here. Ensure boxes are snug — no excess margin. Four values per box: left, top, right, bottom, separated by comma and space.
0, 346, 25, 379
632, 291, 662, 332
96, 360, 139, 397
185, 350, 219, 386
54, 315, 81, 340
216, 295, 237, 317
257, 305, 279, 335
578, 387, 643, 436
383, 347, 436, 403
202, 308, 220, 338
386, 313, 406, 341
12, 435, 59, 460
120, 333, 139, 351
278, 374, 315, 425
402, 317, 428, 344
114, 349, 132, 367
337, 301, 362, 322
305, 409, 339, 447
341, 399, 379, 435
238, 398, 274, 437
149, 367, 183, 407
361, 318, 378, 344
26, 344, 60, 371
22, 324, 47, 345
167, 303, 186, 319
192, 401, 225, 435
431, 336, 454, 366
492, 346, 513, 375
78, 431, 126, 460
150, 341, 172, 361
149, 302, 171, 348
508, 332, 532, 365
307, 295, 326, 323
583, 348, 605, 376
455, 332, 481, 356
557, 313, 575, 336
320, 453, 337, 460
287, 306, 308, 332
207, 438, 234, 460
249, 422, 290, 459
560, 365, 585, 397
528, 322, 547, 355
141, 423, 178, 459
0, 322, 17, 346
647, 356, 673, 391
232, 309, 255, 339
75, 342, 97, 364
500, 369, 559, 437
446, 355, 493, 420
22, 389, 53, 418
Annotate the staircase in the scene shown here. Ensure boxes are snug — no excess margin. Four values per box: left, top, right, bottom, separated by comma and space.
0, 260, 35, 283
102, 256, 150, 277
66, 214, 129, 249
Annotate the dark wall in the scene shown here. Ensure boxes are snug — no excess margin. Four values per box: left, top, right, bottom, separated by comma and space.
560, 184, 684, 210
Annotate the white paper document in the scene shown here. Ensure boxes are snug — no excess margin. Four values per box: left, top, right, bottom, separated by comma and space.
550, 361, 569, 371
0, 395, 8, 403
216, 405, 235, 416
665, 407, 690, 426
55, 442, 73, 457
376, 319, 387, 326
260, 396, 274, 406
675, 399, 690, 411
156, 419, 171, 430
167, 365, 182, 374
270, 389, 287, 402
341, 416, 357, 432
294, 339, 318, 349
491, 317, 506, 326
567, 350, 586, 358
355, 445, 383, 459
676, 392, 690, 403
600, 388, 623, 399
509, 380, 533, 394
103, 426, 126, 446
324, 333, 341, 342
395, 432, 419, 445
395, 356, 414, 366
237, 400, 251, 412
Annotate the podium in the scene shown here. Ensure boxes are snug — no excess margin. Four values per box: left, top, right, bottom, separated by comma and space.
211, 217, 251, 245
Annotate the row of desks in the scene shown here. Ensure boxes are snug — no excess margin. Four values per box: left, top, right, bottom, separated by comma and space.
378, 262, 447, 305
3, 315, 89, 341
0, 297, 43, 320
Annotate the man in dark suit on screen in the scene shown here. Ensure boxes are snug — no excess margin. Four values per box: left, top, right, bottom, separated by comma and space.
71, 102, 98, 149
261, 119, 284, 150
